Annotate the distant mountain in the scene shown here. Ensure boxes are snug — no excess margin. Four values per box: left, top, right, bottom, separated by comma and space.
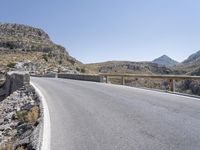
172, 50, 200, 74
152, 55, 178, 67
182, 50, 200, 65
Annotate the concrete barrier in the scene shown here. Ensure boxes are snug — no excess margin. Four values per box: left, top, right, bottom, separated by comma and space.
30, 73, 57, 78
43, 73, 57, 78
0, 71, 30, 101
0, 89, 6, 101
58, 73, 103, 82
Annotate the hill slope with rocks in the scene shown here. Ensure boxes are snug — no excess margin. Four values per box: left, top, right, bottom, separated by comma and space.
0, 23, 83, 74
152, 55, 178, 67
86, 61, 179, 75
174, 50, 200, 74
182, 50, 200, 65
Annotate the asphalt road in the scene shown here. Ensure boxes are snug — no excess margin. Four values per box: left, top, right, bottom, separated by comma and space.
31, 77, 200, 150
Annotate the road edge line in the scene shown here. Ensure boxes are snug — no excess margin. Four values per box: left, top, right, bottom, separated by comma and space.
30, 82, 51, 150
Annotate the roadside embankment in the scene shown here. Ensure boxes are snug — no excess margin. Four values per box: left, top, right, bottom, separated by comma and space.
0, 72, 43, 150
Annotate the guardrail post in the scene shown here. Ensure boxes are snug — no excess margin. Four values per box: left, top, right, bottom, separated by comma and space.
169, 79, 175, 92
121, 76, 125, 85
105, 76, 108, 83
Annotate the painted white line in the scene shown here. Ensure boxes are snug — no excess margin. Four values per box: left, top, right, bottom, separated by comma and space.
30, 82, 51, 150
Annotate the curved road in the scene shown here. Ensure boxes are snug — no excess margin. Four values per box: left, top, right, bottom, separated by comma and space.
31, 77, 200, 150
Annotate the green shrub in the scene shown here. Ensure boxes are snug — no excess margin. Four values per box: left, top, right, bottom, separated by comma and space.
76, 67, 80, 72
81, 68, 86, 73
16, 110, 27, 122
48, 52, 53, 58
42, 54, 48, 62
15, 106, 40, 124
7, 62, 16, 68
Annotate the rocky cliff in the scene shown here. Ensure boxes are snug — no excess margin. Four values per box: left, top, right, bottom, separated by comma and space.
0, 23, 83, 74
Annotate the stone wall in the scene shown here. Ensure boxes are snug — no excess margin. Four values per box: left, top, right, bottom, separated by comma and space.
0, 71, 30, 101
58, 73, 103, 82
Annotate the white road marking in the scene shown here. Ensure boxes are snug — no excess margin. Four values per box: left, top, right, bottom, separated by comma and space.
31, 82, 51, 150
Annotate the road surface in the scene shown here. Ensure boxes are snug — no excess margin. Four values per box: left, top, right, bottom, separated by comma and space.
31, 77, 200, 150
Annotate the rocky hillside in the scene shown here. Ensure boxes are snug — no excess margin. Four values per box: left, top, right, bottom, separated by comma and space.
0, 85, 41, 149
152, 55, 178, 67
182, 50, 200, 65
174, 50, 200, 74
0, 23, 83, 74
86, 61, 178, 75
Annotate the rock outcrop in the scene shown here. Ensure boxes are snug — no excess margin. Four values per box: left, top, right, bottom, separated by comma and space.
0, 23, 83, 74
0, 85, 41, 149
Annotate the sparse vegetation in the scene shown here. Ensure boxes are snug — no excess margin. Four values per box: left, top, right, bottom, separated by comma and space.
26, 106, 40, 123
81, 68, 86, 73
16, 110, 27, 122
2, 140, 13, 150
42, 54, 48, 62
15, 105, 39, 124
7, 62, 16, 68
48, 52, 53, 58
179, 80, 200, 95
76, 67, 80, 72
16, 145, 26, 150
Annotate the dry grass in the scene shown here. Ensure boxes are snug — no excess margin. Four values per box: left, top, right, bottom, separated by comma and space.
16, 146, 25, 150
16, 105, 40, 124
25, 106, 40, 123
1, 140, 13, 150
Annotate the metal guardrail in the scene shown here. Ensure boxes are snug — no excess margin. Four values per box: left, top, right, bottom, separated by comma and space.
31, 73, 200, 92
99, 74, 200, 92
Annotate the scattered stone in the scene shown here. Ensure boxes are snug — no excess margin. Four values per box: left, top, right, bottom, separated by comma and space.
0, 85, 41, 149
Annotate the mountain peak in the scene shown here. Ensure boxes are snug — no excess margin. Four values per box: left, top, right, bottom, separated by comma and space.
160, 54, 169, 58
153, 55, 178, 67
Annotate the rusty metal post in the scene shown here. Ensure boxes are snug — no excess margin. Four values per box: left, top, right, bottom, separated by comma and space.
105, 76, 108, 83
121, 76, 125, 85
169, 79, 175, 92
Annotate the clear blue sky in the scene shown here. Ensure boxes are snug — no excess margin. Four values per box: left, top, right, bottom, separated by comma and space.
1, 0, 200, 63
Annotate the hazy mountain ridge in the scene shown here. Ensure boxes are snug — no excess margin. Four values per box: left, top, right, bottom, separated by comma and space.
174, 50, 200, 75
87, 51, 200, 76
152, 55, 178, 67
182, 50, 200, 65
86, 61, 176, 75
